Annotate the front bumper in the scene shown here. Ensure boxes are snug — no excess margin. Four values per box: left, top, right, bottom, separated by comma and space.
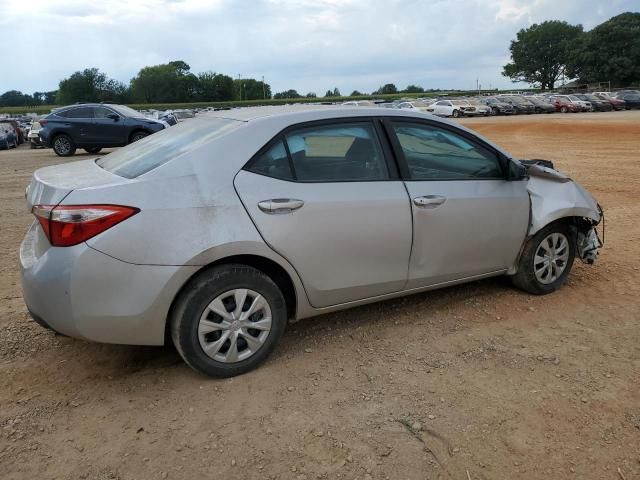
20, 222, 197, 346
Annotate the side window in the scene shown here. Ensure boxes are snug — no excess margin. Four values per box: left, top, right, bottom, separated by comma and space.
284, 122, 388, 182
58, 107, 93, 119
391, 122, 503, 180
248, 140, 293, 181
94, 107, 116, 119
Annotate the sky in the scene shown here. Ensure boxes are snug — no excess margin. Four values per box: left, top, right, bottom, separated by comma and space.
1, 0, 637, 96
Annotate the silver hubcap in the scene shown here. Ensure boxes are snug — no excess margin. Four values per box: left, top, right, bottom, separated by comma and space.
198, 289, 272, 363
534, 233, 570, 284
55, 137, 70, 154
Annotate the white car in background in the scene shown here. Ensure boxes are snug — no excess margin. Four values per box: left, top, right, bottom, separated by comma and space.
427, 99, 475, 118
28, 121, 43, 148
397, 100, 435, 112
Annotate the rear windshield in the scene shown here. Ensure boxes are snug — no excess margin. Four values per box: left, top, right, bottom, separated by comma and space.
97, 118, 240, 178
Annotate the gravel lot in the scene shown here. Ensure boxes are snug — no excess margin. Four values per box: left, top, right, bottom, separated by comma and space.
1, 112, 639, 480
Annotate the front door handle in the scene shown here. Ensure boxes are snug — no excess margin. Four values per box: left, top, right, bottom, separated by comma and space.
258, 198, 304, 214
413, 195, 446, 209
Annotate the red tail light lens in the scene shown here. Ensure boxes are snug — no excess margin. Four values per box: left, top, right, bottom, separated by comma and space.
39, 119, 48, 126
32, 204, 139, 247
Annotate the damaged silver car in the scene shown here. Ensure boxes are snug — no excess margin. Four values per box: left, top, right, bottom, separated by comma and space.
20, 107, 603, 377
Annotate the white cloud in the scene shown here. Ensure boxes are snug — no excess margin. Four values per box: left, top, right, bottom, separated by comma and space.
1, 0, 637, 95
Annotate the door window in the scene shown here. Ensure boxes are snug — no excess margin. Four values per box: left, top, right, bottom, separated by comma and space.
247, 122, 390, 182
391, 122, 503, 180
285, 123, 388, 181
94, 107, 117, 119
57, 107, 93, 118
248, 140, 293, 181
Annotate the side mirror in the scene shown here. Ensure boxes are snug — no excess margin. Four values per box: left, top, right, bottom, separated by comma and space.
107, 113, 120, 121
508, 161, 527, 180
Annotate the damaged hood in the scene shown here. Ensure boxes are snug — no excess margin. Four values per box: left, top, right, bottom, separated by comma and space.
519, 159, 601, 234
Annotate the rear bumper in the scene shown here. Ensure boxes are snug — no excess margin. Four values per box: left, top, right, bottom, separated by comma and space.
20, 222, 198, 346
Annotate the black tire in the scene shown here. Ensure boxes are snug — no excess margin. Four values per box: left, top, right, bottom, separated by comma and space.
52, 134, 76, 157
452, 109, 461, 118
560, 106, 568, 113
511, 222, 576, 295
129, 131, 149, 143
84, 147, 102, 154
171, 264, 288, 378
29, 142, 36, 149
491, 107, 499, 116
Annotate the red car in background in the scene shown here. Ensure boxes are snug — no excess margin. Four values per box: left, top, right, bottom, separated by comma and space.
0, 119, 24, 144
594, 94, 626, 111
549, 96, 581, 113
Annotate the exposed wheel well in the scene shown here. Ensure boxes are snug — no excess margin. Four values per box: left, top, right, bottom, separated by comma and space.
129, 129, 150, 143
165, 255, 297, 345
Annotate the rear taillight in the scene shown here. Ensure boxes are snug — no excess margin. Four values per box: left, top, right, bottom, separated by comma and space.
39, 119, 47, 126
32, 204, 139, 247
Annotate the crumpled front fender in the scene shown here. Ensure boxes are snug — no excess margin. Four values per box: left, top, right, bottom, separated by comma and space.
526, 165, 601, 235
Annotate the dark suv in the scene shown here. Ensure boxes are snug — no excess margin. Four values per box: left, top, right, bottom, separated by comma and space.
39, 103, 167, 157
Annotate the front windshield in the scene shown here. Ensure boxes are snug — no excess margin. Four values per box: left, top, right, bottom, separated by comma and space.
110, 104, 146, 118
451, 100, 469, 105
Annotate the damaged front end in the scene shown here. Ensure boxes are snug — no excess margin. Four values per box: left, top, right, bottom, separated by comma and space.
520, 159, 604, 265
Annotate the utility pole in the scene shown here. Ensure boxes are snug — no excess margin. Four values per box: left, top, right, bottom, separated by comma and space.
262, 75, 266, 100
476, 77, 479, 95
238, 74, 241, 101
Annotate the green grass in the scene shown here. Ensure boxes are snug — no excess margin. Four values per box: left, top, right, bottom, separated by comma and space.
0, 89, 539, 115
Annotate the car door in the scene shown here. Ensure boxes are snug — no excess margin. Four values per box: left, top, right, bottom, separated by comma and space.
385, 119, 530, 288
234, 119, 413, 308
92, 106, 127, 146
56, 106, 93, 144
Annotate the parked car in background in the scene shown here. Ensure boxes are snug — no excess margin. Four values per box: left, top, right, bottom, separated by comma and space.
614, 90, 640, 98
0, 119, 24, 144
617, 93, 640, 109
527, 97, 556, 114
573, 94, 613, 112
464, 99, 492, 116
593, 93, 626, 110
549, 96, 582, 113
0, 124, 18, 149
497, 95, 536, 114
341, 100, 376, 107
427, 99, 475, 117
20, 107, 604, 377
397, 100, 434, 113
480, 97, 515, 115
39, 103, 167, 157
28, 121, 44, 148
566, 95, 592, 111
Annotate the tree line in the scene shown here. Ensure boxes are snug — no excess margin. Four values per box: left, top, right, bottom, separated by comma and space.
503, 12, 640, 90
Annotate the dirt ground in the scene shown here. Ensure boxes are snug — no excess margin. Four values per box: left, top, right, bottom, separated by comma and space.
1, 111, 639, 480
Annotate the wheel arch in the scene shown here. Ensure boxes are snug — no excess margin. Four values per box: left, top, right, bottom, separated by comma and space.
128, 128, 151, 143
165, 253, 299, 345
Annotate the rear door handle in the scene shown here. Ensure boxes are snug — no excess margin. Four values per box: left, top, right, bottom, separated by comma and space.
258, 198, 304, 214
413, 195, 446, 209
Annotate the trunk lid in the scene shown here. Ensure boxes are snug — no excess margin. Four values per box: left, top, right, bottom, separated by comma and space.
26, 159, 131, 209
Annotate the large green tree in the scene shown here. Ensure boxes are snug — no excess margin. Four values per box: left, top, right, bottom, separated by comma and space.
376, 83, 398, 94
273, 89, 302, 99
0, 90, 34, 107
567, 12, 640, 86
130, 61, 198, 103
57, 68, 129, 104
196, 72, 234, 101
503, 21, 583, 90
233, 79, 271, 100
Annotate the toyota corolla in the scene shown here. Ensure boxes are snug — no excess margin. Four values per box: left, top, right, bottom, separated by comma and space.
20, 106, 603, 377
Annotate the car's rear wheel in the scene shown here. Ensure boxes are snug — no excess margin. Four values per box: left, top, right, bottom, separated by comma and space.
560, 106, 568, 113
171, 264, 288, 378
52, 134, 76, 157
129, 131, 149, 143
512, 222, 576, 295
84, 147, 102, 154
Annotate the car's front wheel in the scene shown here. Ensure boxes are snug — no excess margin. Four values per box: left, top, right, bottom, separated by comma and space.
512, 222, 576, 295
171, 265, 288, 378
129, 131, 149, 143
52, 134, 76, 157
452, 109, 461, 118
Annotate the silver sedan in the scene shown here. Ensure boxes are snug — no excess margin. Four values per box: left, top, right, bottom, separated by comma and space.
20, 106, 603, 377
